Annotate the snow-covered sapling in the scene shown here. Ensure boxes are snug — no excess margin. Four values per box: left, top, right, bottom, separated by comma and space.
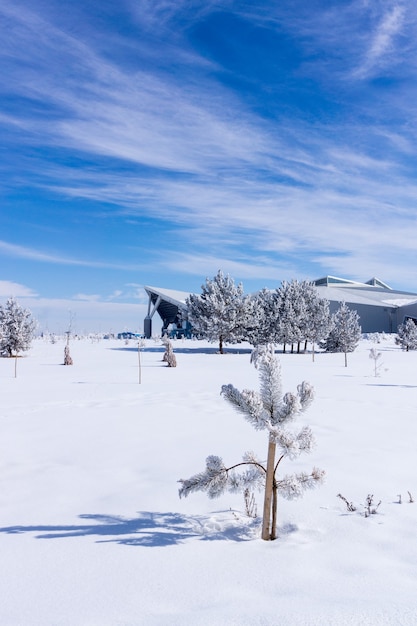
138, 338, 145, 384
178, 345, 325, 541
369, 347, 382, 377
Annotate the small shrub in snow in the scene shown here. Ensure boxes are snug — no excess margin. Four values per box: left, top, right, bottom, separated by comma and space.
162, 337, 177, 367
243, 488, 258, 518
398, 491, 415, 504
64, 344, 73, 365
337, 492, 381, 517
337, 493, 357, 512
364, 494, 381, 517
178, 345, 325, 541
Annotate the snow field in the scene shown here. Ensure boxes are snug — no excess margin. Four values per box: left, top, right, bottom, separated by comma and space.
1, 335, 417, 625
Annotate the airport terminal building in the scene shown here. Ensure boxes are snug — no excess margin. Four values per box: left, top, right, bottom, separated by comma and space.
143, 277, 417, 338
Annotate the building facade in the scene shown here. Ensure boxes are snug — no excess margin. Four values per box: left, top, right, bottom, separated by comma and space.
143, 277, 417, 337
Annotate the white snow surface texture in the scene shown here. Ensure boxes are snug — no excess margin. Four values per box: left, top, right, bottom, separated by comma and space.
1, 336, 417, 625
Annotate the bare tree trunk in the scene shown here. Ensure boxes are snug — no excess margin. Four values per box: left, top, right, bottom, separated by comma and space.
344, 351, 348, 367
219, 335, 224, 354
261, 439, 276, 540
14, 355, 17, 378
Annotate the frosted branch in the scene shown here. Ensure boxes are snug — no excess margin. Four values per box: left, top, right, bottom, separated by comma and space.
221, 385, 269, 430
277, 467, 326, 500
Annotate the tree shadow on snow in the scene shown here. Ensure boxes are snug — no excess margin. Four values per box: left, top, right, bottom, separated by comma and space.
0, 511, 261, 547
365, 383, 417, 389
111, 346, 253, 355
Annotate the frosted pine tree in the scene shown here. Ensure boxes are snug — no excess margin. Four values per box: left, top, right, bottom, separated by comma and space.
179, 346, 325, 540
276, 280, 308, 353
396, 318, 417, 351
186, 270, 252, 354
0, 297, 36, 357
302, 286, 331, 361
246, 288, 281, 347
321, 302, 361, 366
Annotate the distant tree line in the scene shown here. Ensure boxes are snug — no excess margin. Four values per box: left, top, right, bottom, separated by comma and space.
187, 270, 361, 362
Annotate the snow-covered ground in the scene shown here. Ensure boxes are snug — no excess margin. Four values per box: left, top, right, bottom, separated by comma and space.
1, 335, 417, 625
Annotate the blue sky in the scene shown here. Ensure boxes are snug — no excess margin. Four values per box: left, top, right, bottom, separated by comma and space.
2, 0, 417, 333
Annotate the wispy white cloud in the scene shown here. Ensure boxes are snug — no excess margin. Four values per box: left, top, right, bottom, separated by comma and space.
0, 240, 145, 271
2, 0, 417, 296
163, 252, 296, 282
0, 280, 38, 297
73, 293, 102, 302
353, 4, 406, 79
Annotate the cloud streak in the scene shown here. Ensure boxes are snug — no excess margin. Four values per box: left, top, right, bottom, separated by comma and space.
353, 4, 406, 79
0, 240, 145, 271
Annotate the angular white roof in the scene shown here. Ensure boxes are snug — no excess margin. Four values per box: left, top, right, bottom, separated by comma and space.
314, 276, 417, 309
144, 285, 190, 309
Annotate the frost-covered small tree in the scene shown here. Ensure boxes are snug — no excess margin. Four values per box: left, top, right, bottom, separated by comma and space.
395, 318, 417, 351
321, 302, 361, 367
246, 288, 281, 347
276, 280, 304, 353
178, 346, 325, 540
301, 285, 331, 361
369, 347, 382, 377
186, 270, 252, 354
0, 297, 36, 358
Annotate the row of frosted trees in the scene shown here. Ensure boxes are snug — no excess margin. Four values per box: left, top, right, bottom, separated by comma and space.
186, 271, 361, 360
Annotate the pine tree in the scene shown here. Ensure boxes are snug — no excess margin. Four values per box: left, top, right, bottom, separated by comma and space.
321, 302, 361, 366
178, 346, 325, 540
302, 285, 331, 361
246, 288, 281, 347
0, 297, 36, 358
247, 281, 330, 357
186, 270, 252, 354
276, 280, 303, 353
395, 318, 417, 351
